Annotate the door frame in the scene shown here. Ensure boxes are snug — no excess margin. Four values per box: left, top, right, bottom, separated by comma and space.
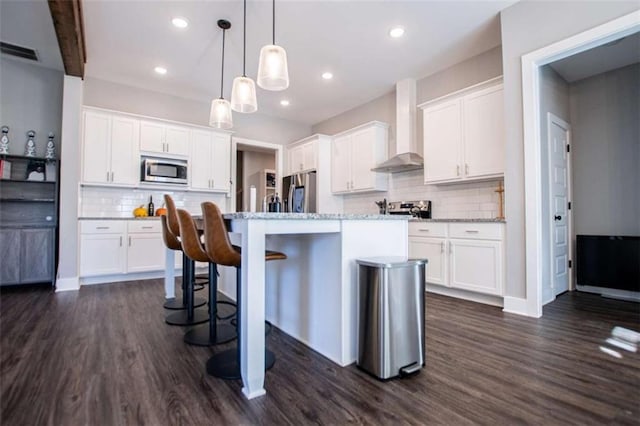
546, 113, 573, 302
521, 10, 640, 317
231, 137, 284, 213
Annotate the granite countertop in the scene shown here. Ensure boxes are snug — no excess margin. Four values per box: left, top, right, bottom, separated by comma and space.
223, 213, 410, 220
409, 218, 506, 223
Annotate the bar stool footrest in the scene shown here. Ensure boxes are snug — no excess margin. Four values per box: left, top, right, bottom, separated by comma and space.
165, 309, 209, 326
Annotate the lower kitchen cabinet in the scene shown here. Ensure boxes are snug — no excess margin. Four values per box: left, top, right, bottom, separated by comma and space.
80, 220, 166, 278
0, 227, 55, 285
408, 221, 504, 297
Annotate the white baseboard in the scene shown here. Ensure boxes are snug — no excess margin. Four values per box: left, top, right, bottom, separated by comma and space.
502, 296, 529, 316
426, 285, 503, 307
55, 276, 80, 292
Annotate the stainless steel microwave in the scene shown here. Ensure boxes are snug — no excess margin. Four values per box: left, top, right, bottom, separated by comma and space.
140, 156, 188, 185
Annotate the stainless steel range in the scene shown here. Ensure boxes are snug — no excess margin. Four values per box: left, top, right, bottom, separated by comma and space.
387, 200, 432, 218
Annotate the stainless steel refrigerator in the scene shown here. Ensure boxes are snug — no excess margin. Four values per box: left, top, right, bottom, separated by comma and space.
282, 171, 317, 213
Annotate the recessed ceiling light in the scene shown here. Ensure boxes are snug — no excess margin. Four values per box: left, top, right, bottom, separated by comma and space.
322, 72, 333, 80
172, 17, 189, 29
389, 26, 405, 38
280, 100, 290, 106
154, 66, 167, 75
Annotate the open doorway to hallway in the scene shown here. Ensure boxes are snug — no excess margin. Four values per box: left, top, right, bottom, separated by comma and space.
232, 139, 283, 213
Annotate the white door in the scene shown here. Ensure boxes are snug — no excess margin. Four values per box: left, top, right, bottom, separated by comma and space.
80, 234, 126, 276
463, 85, 505, 178
288, 145, 304, 174
110, 117, 139, 185
331, 135, 351, 193
190, 130, 213, 190
127, 233, 165, 272
423, 99, 462, 183
350, 129, 375, 191
139, 121, 165, 153
548, 115, 571, 299
165, 125, 190, 156
211, 133, 231, 192
449, 239, 502, 296
82, 112, 111, 184
301, 142, 316, 172
409, 237, 447, 286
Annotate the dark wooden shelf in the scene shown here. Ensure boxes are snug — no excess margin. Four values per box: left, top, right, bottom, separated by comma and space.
0, 154, 57, 162
0, 179, 56, 184
0, 198, 55, 203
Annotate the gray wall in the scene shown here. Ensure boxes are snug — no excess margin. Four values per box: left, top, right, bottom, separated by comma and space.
83, 77, 311, 145
539, 65, 570, 301
500, 0, 639, 299
570, 63, 640, 236
313, 46, 503, 157
0, 59, 63, 157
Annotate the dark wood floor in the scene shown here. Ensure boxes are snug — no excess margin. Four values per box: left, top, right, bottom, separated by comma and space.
1, 281, 639, 426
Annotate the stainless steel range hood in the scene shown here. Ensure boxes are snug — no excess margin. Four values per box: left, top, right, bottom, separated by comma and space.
371, 79, 424, 173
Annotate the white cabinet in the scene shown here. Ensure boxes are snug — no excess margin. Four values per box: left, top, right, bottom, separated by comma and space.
286, 140, 316, 175
79, 221, 126, 276
126, 221, 165, 273
80, 220, 168, 278
190, 129, 231, 192
421, 80, 504, 184
408, 221, 504, 296
82, 111, 139, 185
140, 120, 190, 156
331, 122, 388, 194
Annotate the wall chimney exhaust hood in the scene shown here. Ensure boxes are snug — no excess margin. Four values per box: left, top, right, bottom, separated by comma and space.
371, 78, 423, 173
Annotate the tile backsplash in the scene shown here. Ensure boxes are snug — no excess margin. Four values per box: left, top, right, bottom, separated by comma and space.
79, 186, 230, 218
343, 169, 502, 219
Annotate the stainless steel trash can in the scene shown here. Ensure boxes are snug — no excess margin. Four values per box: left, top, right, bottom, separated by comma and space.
356, 257, 427, 379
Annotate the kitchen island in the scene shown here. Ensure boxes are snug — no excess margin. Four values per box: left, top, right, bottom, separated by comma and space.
163, 213, 409, 399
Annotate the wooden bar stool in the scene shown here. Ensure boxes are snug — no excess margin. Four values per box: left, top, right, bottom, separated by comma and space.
200, 201, 286, 380
164, 195, 209, 326
176, 208, 237, 346
160, 215, 206, 311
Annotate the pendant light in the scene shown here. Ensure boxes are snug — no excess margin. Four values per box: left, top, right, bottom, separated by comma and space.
231, 0, 258, 113
209, 19, 233, 129
257, 0, 289, 91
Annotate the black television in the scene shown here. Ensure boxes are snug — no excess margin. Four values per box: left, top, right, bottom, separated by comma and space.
576, 235, 640, 292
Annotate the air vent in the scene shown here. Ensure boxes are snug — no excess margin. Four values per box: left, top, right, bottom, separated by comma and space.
0, 41, 38, 61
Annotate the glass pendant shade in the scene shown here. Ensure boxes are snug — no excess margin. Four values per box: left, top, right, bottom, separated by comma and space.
209, 98, 233, 129
231, 76, 258, 113
257, 44, 289, 91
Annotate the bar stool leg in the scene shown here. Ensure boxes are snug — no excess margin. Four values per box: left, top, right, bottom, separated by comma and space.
164, 253, 206, 310
183, 263, 236, 346
165, 258, 209, 326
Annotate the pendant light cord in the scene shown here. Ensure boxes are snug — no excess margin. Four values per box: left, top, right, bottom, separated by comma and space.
272, 0, 275, 45
220, 27, 226, 98
243, 0, 247, 77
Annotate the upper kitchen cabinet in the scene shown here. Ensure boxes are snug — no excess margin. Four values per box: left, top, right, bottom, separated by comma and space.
286, 139, 317, 176
190, 129, 231, 192
331, 121, 388, 194
420, 79, 504, 184
82, 110, 139, 186
140, 120, 190, 157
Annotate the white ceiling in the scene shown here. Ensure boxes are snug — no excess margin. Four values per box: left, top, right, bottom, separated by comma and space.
549, 31, 640, 83
81, 0, 516, 125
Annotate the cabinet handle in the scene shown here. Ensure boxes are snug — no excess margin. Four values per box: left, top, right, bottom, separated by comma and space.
142, 226, 153, 229
465, 164, 469, 175
456, 165, 460, 176
418, 228, 430, 232
128, 236, 132, 246
449, 242, 452, 254
119, 236, 123, 246
96, 226, 110, 230
111, 172, 114, 181
441, 241, 445, 253
465, 230, 480, 234
211, 179, 214, 189
106, 171, 109, 181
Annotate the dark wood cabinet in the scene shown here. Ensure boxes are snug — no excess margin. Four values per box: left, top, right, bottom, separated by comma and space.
0, 154, 58, 286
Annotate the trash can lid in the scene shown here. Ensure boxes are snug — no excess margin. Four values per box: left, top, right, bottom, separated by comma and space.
356, 256, 428, 269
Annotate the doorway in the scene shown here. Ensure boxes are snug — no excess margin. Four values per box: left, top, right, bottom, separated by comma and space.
522, 11, 640, 316
231, 138, 284, 213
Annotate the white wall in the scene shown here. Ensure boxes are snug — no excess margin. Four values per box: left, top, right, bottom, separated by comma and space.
82, 77, 311, 145
310, 46, 503, 217
0, 59, 63, 156
500, 0, 639, 299
570, 63, 640, 237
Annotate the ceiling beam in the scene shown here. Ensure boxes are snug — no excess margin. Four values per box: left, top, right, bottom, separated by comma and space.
48, 0, 86, 78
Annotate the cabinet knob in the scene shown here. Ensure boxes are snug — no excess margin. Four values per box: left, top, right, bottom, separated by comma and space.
465, 164, 469, 175
456, 165, 460, 176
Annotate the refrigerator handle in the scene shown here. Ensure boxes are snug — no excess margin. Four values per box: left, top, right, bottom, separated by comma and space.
288, 179, 295, 213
